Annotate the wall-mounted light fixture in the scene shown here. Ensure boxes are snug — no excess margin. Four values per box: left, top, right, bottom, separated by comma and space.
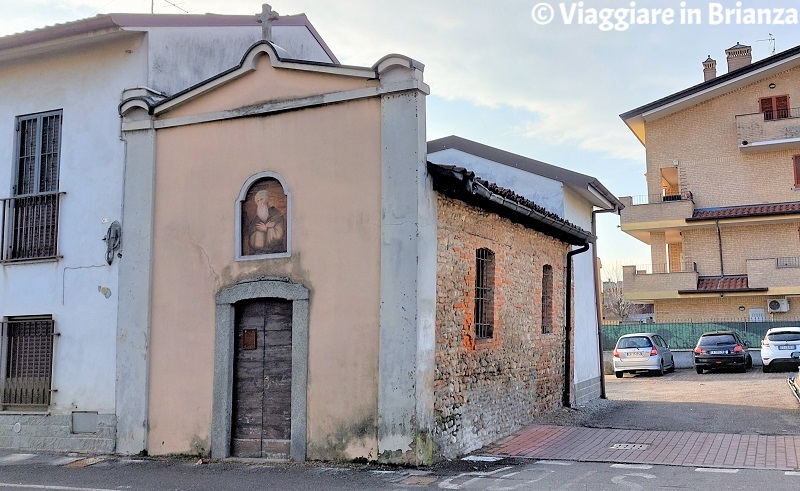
769, 83, 777, 89
739, 306, 746, 311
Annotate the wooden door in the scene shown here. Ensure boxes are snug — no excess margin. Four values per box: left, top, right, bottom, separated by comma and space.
231, 299, 292, 458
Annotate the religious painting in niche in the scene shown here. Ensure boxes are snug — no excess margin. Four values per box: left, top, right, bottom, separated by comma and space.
241, 178, 288, 256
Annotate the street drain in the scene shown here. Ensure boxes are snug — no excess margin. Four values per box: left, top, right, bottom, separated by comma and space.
610, 443, 650, 450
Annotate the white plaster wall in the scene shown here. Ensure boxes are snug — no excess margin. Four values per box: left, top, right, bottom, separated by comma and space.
0, 35, 149, 414
427, 149, 565, 216
564, 189, 601, 388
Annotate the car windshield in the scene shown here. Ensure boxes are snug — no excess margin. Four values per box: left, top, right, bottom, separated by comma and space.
767, 331, 800, 342
619, 336, 652, 349
699, 334, 737, 346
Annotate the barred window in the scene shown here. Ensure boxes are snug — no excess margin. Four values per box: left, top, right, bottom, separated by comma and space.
475, 248, 495, 340
542, 265, 554, 334
2, 110, 63, 262
1, 316, 55, 408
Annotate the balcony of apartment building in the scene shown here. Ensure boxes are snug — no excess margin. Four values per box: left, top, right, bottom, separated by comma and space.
747, 256, 800, 290
619, 166, 694, 243
737, 106, 800, 153
622, 260, 699, 301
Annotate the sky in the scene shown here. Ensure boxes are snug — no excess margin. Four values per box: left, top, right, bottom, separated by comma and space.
2, 0, 799, 277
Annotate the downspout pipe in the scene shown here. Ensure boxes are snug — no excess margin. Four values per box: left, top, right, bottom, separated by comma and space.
716, 219, 725, 275
563, 242, 591, 408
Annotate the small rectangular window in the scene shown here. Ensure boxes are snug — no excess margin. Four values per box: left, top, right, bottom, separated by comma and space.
1, 315, 55, 408
542, 265, 553, 334
474, 248, 495, 340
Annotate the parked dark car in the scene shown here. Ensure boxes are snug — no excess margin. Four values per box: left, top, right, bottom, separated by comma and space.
694, 331, 752, 373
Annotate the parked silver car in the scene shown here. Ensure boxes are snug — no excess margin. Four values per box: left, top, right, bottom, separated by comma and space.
613, 332, 675, 378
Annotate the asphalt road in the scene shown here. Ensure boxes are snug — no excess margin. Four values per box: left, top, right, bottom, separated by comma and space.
590, 367, 800, 434
1, 455, 799, 490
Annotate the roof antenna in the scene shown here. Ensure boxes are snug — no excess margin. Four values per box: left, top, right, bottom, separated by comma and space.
757, 33, 776, 56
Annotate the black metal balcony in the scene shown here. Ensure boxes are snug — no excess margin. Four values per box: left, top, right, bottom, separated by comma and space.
0, 192, 63, 263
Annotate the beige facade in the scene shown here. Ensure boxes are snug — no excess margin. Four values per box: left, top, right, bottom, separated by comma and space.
120, 41, 434, 462
620, 45, 800, 320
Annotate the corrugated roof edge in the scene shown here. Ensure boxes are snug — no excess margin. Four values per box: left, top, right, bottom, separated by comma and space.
427, 135, 623, 211
428, 162, 595, 246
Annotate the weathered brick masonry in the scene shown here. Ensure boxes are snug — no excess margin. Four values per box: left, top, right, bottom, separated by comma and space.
434, 194, 571, 458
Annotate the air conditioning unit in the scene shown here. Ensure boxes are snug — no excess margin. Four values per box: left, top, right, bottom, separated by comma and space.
768, 298, 790, 313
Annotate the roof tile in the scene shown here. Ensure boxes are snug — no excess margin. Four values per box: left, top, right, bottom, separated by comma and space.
688, 201, 800, 221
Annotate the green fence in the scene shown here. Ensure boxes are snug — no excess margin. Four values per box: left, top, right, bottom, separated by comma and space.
601, 319, 800, 351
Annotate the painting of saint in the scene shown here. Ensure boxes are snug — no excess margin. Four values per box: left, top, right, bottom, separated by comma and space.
241, 178, 287, 256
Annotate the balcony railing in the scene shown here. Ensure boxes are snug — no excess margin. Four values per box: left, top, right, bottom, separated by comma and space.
628, 191, 693, 206
1, 319, 55, 408
737, 107, 800, 148
0, 192, 63, 263
777, 256, 800, 269
631, 261, 697, 275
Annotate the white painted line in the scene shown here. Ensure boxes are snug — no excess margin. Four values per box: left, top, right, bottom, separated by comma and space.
611, 463, 654, 469
0, 484, 120, 491
461, 455, 504, 462
695, 468, 740, 474
0, 454, 36, 464
785, 471, 800, 476
535, 460, 573, 466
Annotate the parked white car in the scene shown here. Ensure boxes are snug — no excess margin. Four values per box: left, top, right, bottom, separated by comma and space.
761, 327, 800, 372
613, 332, 675, 378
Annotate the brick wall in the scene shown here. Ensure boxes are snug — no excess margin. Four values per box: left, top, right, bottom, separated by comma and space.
434, 195, 571, 458
683, 222, 800, 276
645, 65, 800, 209
655, 295, 796, 321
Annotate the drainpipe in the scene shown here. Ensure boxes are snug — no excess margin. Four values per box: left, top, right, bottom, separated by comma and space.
563, 242, 590, 408
716, 220, 725, 275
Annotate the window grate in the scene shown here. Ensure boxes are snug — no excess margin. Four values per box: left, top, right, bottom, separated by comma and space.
542, 265, 554, 334
0, 192, 63, 262
1, 317, 55, 407
474, 248, 495, 340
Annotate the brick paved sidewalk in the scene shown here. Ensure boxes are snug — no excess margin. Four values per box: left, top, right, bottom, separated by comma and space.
484, 425, 800, 470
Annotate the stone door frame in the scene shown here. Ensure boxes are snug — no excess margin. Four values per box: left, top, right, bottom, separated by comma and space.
211, 278, 309, 460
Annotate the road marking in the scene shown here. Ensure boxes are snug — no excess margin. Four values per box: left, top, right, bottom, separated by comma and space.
535, 460, 573, 465
611, 464, 654, 469
462, 455, 504, 462
695, 468, 739, 474
0, 485, 120, 491
785, 471, 800, 476
0, 454, 36, 464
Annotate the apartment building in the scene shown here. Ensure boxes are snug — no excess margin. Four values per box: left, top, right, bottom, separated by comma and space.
619, 42, 800, 322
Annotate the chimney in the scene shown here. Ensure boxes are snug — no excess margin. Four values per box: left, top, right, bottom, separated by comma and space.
703, 55, 717, 81
725, 42, 752, 73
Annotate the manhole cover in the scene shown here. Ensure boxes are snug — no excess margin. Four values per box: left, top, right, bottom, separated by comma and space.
610, 443, 650, 450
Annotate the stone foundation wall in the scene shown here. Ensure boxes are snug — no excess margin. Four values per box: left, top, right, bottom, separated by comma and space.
434, 195, 571, 458
0, 413, 115, 453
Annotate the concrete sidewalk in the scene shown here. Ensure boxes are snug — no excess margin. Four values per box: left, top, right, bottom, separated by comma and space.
484, 425, 800, 470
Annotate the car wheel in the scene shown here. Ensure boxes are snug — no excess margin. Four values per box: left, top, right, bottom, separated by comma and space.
762, 364, 771, 373
655, 360, 665, 376
746, 355, 753, 369
668, 356, 676, 372
615, 371, 623, 378
696, 366, 703, 374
